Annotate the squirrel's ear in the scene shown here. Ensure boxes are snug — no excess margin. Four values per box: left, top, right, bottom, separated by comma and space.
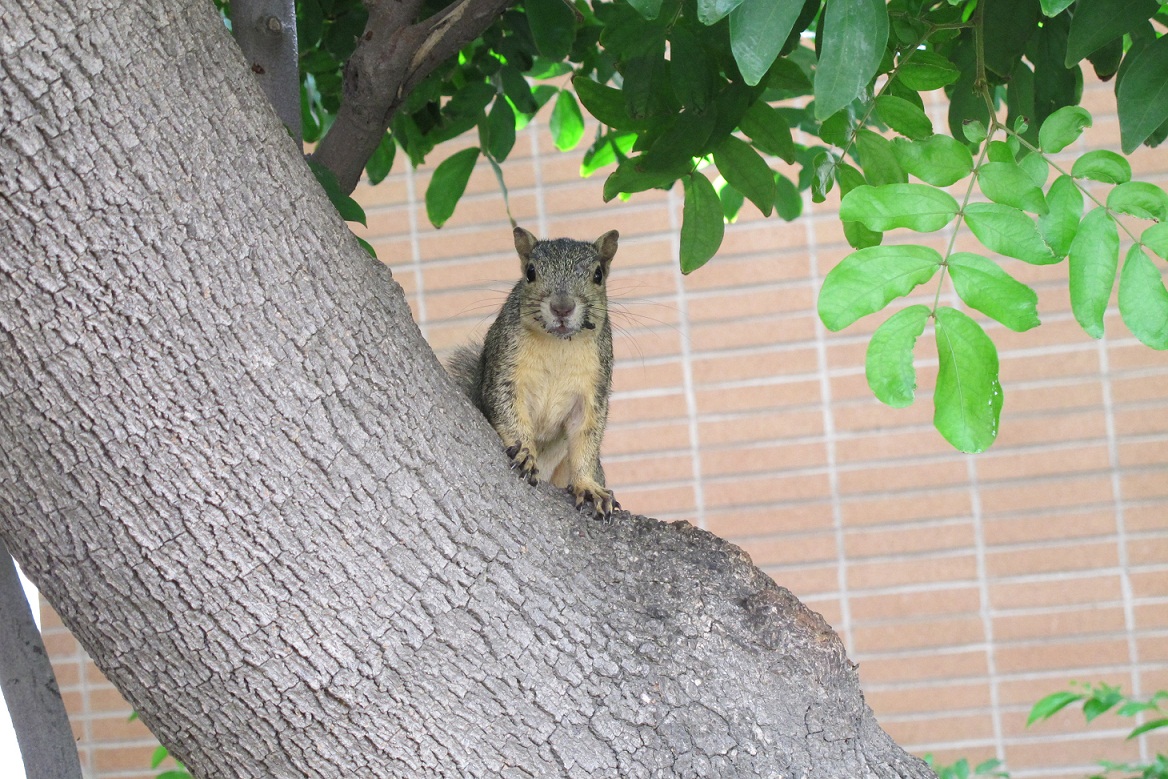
513, 227, 538, 260
594, 230, 619, 268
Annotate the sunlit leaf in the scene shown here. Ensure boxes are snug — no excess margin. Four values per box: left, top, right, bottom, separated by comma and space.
948, 252, 1041, 332
866, 304, 931, 407
1038, 105, 1092, 152
891, 135, 974, 187
979, 162, 1048, 214
550, 90, 584, 151
1071, 150, 1131, 184
817, 244, 942, 331
964, 203, 1058, 265
1107, 181, 1168, 221
933, 306, 1002, 453
839, 183, 958, 232
1039, 174, 1083, 257
730, 0, 802, 86
875, 95, 934, 140
1118, 245, 1168, 349
1068, 207, 1120, 338
1027, 691, 1085, 726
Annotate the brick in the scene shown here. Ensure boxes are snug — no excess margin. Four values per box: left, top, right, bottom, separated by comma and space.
736, 532, 839, 567
1004, 733, 1139, 773
979, 474, 1114, 517
1130, 569, 1168, 599
603, 421, 691, 456
850, 586, 982, 623
844, 521, 976, 559
604, 453, 692, 487
994, 637, 1131, 674
1118, 438, 1168, 468
1135, 600, 1168, 630
982, 509, 1117, 546
837, 459, 970, 496
606, 391, 688, 425
701, 440, 827, 478
1110, 371, 1168, 404
704, 501, 835, 538
840, 488, 972, 527
614, 484, 695, 515
975, 444, 1111, 483
87, 712, 154, 741
989, 574, 1123, 610
694, 380, 823, 415
852, 615, 986, 653
703, 470, 832, 509
1128, 533, 1168, 566
1123, 468, 1168, 500
864, 680, 993, 716
992, 605, 1127, 642
878, 711, 997, 748
987, 541, 1120, 578
692, 347, 821, 384
847, 552, 979, 591
854, 648, 989, 684
765, 562, 845, 598
689, 314, 818, 352
685, 284, 815, 323
698, 408, 824, 446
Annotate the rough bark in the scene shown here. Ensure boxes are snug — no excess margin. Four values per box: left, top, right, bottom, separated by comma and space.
0, 1, 933, 777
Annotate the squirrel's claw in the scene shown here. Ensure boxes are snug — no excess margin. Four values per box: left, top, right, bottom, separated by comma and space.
505, 443, 539, 484
569, 484, 617, 522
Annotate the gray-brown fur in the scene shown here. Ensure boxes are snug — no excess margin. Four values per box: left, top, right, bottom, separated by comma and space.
447, 227, 620, 519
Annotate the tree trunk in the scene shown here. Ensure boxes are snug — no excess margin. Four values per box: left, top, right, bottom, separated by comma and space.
0, 2, 932, 777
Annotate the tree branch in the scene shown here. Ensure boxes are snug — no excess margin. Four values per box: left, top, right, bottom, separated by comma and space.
310, 0, 517, 194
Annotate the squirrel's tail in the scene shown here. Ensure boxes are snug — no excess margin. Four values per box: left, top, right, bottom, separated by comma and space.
445, 344, 483, 402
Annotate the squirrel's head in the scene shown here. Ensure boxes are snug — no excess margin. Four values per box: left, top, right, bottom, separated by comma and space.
513, 226, 619, 339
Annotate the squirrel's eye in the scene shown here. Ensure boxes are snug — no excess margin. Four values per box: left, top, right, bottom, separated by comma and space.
525, 263, 536, 282
593, 266, 604, 284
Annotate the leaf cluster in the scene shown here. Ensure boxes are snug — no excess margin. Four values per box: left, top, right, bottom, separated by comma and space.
284, 0, 1168, 453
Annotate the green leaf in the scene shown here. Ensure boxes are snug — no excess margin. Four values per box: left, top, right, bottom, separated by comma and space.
1107, 181, 1168, 221
1068, 207, 1120, 338
669, 27, 716, 111
866, 304, 931, 407
1039, 174, 1083, 257
1118, 245, 1168, 349
1141, 222, 1168, 260
843, 220, 883, 250
817, 244, 942, 331
718, 179, 745, 223
581, 131, 636, 176
1027, 691, 1085, 726
526, 0, 576, 60
978, 162, 1049, 214
680, 173, 725, 273
814, 0, 889, 120
1127, 717, 1168, 738
603, 156, 684, 201
897, 51, 961, 91
1038, 105, 1093, 152
739, 101, 796, 162
818, 109, 852, 147
1071, 150, 1132, 184
964, 203, 1058, 265
626, 0, 664, 20
713, 135, 776, 216
1065, 0, 1158, 66
840, 184, 958, 232
365, 132, 396, 186
856, 130, 906, 186
425, 147, 480, 229
1040, 0, 1075, 15
484, 98, 516, 161
983, 0, 1040, 78
549, 90, 584, 151
1019, 152, 1049, 189
151, 745, 169, 769
962, 120, 988, 145
572, 77, 640, 130
697, 0, 746, 25
1117, 35, 1168, 153
891, 135, 974, 187
933, 307, 1002, 453
308, 160, 367, 226
875, 95, 933, 140
774, 173, 803, 221
948, 252, 1041, 332
730, 0, 803, 87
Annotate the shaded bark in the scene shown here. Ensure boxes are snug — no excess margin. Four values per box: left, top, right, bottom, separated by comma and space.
0, 1, 933, 777
309, 0, 516, 194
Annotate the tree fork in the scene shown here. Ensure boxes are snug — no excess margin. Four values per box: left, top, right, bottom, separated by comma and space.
310, 0, 517, 194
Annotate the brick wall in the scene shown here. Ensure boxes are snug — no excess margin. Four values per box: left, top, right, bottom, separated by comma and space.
42, 74, 1167, 777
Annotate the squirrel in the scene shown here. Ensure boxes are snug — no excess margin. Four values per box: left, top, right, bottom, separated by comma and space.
447, 226, 621, 520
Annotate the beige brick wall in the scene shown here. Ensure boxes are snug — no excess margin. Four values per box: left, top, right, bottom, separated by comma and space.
42, 74, 1167, 777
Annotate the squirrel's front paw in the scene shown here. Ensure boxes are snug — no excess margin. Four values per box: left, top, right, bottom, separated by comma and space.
569, 482, 618, 521
504, 443, 539, 485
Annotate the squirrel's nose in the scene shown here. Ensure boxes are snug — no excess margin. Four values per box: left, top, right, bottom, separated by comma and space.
549, 296, 576, 320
